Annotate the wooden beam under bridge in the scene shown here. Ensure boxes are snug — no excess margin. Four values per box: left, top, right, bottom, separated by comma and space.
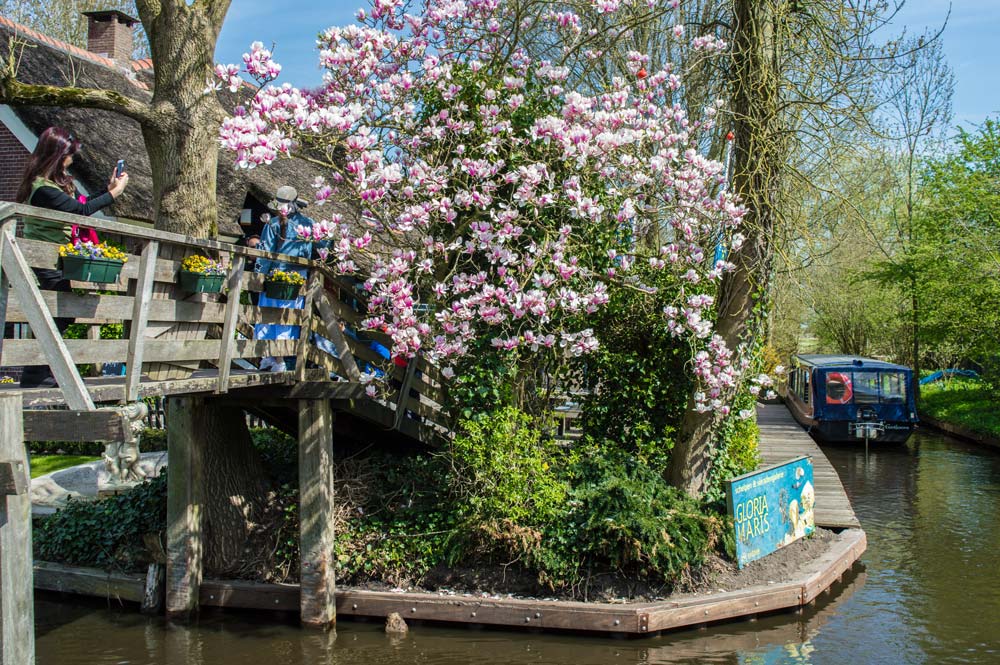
21, 409, 131, 442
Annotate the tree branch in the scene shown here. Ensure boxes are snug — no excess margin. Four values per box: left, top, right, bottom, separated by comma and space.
0, 77, 157, 127
197, 0, 233, 31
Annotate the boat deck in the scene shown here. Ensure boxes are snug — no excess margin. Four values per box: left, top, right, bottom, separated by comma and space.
756, 403, 861, 529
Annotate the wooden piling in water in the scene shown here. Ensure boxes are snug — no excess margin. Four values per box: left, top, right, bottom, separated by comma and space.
165, 396, 204, 618
0, 392, 34, 663
298, 399, 337, 628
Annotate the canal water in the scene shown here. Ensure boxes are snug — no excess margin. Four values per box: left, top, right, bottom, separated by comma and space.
34, 428, 1000, 664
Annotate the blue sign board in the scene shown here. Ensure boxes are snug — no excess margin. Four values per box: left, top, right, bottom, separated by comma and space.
725, 456, 815, 568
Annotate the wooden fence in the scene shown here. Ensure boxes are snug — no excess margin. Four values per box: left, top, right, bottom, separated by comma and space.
0, 203, 449, 441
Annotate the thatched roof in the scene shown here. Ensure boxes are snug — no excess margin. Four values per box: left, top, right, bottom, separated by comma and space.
0, 15, 344, 236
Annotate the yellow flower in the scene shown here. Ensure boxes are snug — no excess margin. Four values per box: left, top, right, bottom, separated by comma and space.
58, 241, 128, 263
181, 254, 225, 275
266, 269, 306, 286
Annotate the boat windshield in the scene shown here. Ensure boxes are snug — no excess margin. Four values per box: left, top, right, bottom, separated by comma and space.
825, 370, 908, 405
879, 371, 908, 404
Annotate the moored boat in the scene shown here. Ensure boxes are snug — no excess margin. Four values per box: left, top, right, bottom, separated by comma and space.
785, 354, 918, 443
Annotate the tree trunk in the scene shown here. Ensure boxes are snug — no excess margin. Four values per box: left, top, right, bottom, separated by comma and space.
911, 277, 920, 401
667, 0, 785, 496
194, 402, 271, 575
138, 0, 226, 238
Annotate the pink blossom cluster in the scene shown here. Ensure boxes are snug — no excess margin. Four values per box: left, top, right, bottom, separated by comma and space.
218, 0, 752, 412
243, 42, 282, 82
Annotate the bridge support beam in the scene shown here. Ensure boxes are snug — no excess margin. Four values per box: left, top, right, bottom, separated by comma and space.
165, 396, 204, 619
298, 399, 336, 628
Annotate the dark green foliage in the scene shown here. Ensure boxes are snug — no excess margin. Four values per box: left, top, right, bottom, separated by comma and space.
535, 447, 724, 589
334, 453, 456, 586
579, 266, 693, 467
249, 427, 298, 485
34, 472, 167, 571
447, 341, 519, 418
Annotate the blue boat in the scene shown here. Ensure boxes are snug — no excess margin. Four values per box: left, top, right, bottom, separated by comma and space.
785, 354, 918, 443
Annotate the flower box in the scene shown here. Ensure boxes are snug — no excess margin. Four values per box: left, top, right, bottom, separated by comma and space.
179, 270, 225, 293
263, 280, 301, 300
60, 255, 124, 283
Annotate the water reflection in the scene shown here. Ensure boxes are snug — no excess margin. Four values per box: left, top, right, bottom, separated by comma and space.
34, 428, 1000, 665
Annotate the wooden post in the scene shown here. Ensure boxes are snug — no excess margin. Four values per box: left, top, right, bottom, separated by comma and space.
87, 325, 103, 377
295, 271, 322, 382
125, 240, 159, 402
215, 256, 245, 393
298, 398, 336, 628
0, 392, 34, 663
0, 219, 13, 365
165, 396, 204, 619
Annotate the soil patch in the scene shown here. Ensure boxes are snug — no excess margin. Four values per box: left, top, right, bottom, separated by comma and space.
355, 528, 839, 604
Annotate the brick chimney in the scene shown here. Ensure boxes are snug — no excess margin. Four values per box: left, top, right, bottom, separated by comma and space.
82, 10, 138, 67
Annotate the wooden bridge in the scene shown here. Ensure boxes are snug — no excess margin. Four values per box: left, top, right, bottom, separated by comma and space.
0, 202, 450, 632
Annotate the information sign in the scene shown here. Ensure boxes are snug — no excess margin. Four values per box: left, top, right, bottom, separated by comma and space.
725, 456, 815, 568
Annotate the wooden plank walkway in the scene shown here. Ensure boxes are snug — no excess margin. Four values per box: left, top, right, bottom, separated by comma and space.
756, 403, 860, 529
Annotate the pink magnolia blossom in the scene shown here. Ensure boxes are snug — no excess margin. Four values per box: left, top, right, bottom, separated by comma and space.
218, 0, 756, 413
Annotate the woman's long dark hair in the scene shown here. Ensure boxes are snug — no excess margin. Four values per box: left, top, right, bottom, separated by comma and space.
16, 127, 80, 203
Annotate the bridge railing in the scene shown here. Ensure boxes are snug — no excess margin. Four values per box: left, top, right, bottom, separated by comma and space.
0, 203, 449, 439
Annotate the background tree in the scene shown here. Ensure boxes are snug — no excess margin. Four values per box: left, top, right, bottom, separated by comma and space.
668, 0, 935, 495
911, 120, 1000, 380
866, 36, 954, 396
1, 0, 230, 236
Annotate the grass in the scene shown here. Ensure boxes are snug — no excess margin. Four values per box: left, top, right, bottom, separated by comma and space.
29, 455, 100, 479
919, 378, 1000, 439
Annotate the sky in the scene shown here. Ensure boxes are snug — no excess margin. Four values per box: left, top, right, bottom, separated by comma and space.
216, 0, 1000, 127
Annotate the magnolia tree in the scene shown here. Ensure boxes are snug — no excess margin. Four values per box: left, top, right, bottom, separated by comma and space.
218, 0, 769, 418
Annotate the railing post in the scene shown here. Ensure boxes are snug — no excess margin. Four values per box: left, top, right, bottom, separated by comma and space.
125, 241, 159, 402
0, 392, 34, 663
393, 353, 420, 431
295, 271, 322, 382
215, 255, 245, 393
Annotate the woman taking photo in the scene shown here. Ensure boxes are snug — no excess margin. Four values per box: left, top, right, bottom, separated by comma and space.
15, 126, 129, 387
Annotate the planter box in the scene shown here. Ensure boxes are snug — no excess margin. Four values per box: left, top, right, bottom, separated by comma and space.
263, 280, 302, 301
60, 255, 124, 284
179, 271, 225, 293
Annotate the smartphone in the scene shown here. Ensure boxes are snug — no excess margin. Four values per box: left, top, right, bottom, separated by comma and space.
115, 159, 126, 177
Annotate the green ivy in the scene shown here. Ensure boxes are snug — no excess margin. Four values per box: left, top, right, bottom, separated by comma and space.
34, 472, 167, 571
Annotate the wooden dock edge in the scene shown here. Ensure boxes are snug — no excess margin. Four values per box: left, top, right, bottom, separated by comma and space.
32, 529, 866, 636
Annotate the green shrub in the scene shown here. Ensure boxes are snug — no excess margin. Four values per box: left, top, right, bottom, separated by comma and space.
578, 265, 693, 468
447, 407, 567, 527
536, 447, 724, 589
34, 472, 167, 571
